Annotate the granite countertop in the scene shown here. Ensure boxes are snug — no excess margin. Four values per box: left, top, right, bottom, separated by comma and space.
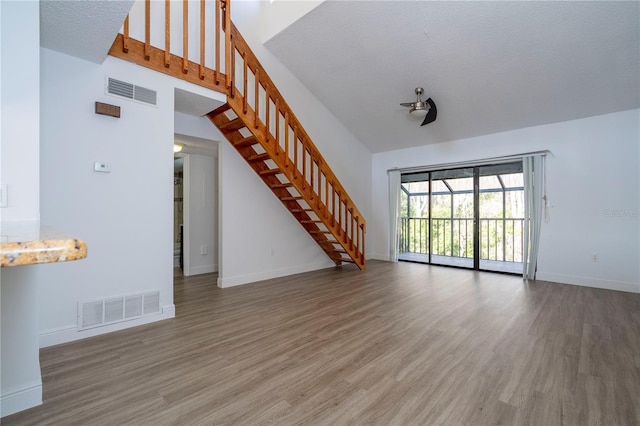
1, 222, 87, 267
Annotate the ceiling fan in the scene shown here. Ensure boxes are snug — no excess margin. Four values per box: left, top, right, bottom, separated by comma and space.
400, 87, 437, 126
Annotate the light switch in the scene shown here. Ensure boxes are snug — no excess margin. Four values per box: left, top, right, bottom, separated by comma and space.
94, 162, 112, 173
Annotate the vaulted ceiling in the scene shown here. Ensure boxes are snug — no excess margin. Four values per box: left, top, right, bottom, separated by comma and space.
265, 1, 640, 153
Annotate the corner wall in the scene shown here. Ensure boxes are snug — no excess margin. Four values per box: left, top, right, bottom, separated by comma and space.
37, 48, 226, 347
0, 1, 43, 416
174, 112, 337, 286
371, 110, 640, 293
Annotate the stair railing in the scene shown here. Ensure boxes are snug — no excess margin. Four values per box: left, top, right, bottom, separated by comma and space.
226, 24, 365, 265
110, 0, 365, 267
110, 0, 232, 94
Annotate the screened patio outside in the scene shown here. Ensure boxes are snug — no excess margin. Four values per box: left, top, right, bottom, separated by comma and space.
398, 164, 525, 274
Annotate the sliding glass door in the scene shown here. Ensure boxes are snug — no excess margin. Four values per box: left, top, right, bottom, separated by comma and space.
478, 164, 524, 273
430, 168, 474, 268
398, 162, 524, 274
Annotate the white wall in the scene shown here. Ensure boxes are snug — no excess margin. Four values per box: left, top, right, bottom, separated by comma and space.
371, 110, 640, 293
1, 0, 40, 222
175, 112, 340, 286
233, 1, 373, 243
184, 153, 218, 275
0, 1, 43, 416
260, 0, 324, 43
37, 48, 225, 347
218, 140, 335, 287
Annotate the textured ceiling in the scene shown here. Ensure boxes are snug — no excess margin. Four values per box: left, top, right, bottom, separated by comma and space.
265, 1, 640, 153
40, 0, 134, 64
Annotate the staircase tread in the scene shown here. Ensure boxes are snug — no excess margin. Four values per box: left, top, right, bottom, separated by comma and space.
218, 117, 246, 131
258, 169, 282, 175
235, 136, 258, 147
330, 256, 355, 263
248, 153, 271, 162
282, 196, 303, 201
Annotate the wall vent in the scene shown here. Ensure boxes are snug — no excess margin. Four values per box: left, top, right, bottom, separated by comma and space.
107, 77, 157, 106
78, 291, 161, 330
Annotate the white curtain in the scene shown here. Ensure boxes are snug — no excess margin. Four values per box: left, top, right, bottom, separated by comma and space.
522, 155, 545, 280
388, 170, 401, 262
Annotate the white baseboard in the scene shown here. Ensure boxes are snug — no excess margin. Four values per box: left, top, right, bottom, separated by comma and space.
0, 382, 42, 417
368, 252, 391, 261
218, 260, 334, 288
184, 263, 218, 276
39, 304, 176, 348
366, 256, 638, 293
536, 272, 640, 294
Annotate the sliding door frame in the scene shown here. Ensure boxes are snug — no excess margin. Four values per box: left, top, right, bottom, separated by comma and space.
400, 162, 524, 275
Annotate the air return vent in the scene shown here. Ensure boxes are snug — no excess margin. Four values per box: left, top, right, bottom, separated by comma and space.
78, 291, 161, 330
107, 77, 157, 106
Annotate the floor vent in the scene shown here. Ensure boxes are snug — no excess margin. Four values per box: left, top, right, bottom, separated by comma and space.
78, 291, 161, 330
107, 77, 157, 106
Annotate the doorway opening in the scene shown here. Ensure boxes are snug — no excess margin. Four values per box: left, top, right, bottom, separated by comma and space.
398, 162, 524, 274
174, 156, 184, 271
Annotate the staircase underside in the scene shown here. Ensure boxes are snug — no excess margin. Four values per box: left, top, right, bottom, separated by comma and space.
208, 104, 360, 267
107, 8, 365, 269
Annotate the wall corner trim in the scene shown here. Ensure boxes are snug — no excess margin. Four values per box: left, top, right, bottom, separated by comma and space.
0, 382, 42, 417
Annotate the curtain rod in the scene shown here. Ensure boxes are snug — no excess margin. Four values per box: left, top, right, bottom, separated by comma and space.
386, 150, 552, 174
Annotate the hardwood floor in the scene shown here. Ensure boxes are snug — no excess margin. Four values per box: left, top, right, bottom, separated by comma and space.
4, 261, 640, 425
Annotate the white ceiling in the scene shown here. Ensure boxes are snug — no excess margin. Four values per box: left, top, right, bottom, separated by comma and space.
265, 1, 640, 153
40, 0, 134, 64
174, 88, 225, 117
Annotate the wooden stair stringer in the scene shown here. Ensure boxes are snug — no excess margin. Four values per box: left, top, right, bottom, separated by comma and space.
208, 102, 358, 267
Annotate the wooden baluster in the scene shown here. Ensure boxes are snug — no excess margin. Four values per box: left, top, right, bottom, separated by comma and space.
242, 54, 247, 113
230, 35, 235, 97
332, 189, 336, 227
144, 0, 150, 59
164, 0, 170, 67
265, 90, 270, 143
302, 147, 307, 189
275, 99, 280, 156
350, 209, 354, 250
123, 15, 130, 53
284, 113, 289, 168
325, 173, 329, 216
338, 194, 344, 235
309, 155, 314, 197
357, 219, 361, 257
182, 0, 188, 73
199, 0, 205, 79
214, 0, 220, 83
254, 69, 259, 128
224, 0, 231, 89
360, 223, 366, 261
293, 128, 298, 176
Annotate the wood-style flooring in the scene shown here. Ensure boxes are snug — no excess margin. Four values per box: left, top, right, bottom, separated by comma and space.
4, 261, 640, 425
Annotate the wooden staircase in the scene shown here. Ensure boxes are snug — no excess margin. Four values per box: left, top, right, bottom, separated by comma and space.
108, 0, 365, 269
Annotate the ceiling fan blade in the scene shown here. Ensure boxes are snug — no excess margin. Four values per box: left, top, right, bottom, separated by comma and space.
421, 98, 437, 126
400, 102, 414, 107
